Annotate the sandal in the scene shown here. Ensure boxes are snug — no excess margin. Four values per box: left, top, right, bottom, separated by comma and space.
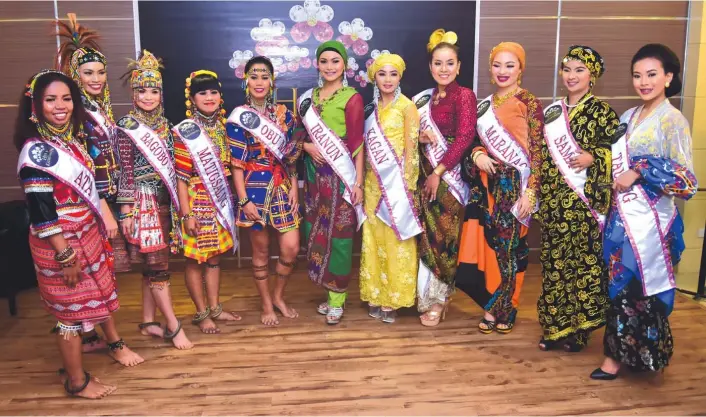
478, 318, 496, 334
495, 321, 514, 334
538, 338, 559, 351
368, 305, 382, 319
420, 303, 448, 327
326, 306, 344, 325
381, 308, 396, 324
317, 301, 329, 315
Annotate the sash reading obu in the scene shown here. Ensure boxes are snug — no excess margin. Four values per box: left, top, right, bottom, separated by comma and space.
173, 120, 237, 251
364, 105, 423, 241
117, 116, 180, 213
612, 110, 676, 297
476, 95, 536, 226
412, 89, 470, 205
543, 101, 605, 229
228, 105, 290, 162
297, 88, 366, 229
17, 139, 102, 222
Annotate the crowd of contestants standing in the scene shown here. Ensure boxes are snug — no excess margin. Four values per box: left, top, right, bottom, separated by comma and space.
13, 14, 696, 398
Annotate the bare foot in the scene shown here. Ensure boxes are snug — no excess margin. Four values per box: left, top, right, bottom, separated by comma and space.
273, 298, 299, 319
197, 317, 220, 334
167, 326, 194, 350
261, 306, 280, 326
108, 343, 145, 367
82, 338, 107, 353
139, 323, 164, 338
59, 370, 114, 391
65, 374, 117, 399
212, 310, 242, 321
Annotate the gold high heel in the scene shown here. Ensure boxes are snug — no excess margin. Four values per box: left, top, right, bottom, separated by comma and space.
420, 301, 449, 327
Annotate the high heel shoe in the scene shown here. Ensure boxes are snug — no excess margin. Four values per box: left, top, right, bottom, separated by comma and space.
590, 368, 618, 380
420, 302, 448, 327
478, 318, 496, 334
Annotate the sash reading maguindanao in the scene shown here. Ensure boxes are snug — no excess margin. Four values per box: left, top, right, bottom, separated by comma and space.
543, 101, 605, 229
411, 88, 470, 205
297, 88, 366, 229
117, 116, 180, 213
173, 119, 237, 251
612, 111, 676, 298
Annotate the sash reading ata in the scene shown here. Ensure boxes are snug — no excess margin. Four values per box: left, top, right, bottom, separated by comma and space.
543, 101, 605, 229
612, 114, 676, 297
173, 120, 237, 251
17, 139, 101, 220
297, 88, 366, 229
117, 116, 180, 212
412, 89, 470, 205
228, 105, 289, 162
476, 95, 536, 226
364, 104, 422, 241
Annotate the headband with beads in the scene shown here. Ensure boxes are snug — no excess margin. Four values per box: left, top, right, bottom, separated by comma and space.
184, 69, 226, 120
26, 69, 65, 123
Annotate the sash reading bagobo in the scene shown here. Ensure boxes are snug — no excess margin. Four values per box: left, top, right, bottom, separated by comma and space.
412, 88, 470, 205
364, 105, 422, 241
612, 112, 676, 297
117, 116, 180, 212
173, 120, 237, 251
543, 101, 605, 229
476, 95, 536, 226
17, 139, 101, 220
228, 105, 289, 162
297, 88, 366, 229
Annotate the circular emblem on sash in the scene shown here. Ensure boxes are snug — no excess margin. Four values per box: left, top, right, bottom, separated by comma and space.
239, 111, 261, 130
544, 104, 563, 124
477, 100, 491, 118
299, 98, 312, 116
82, 96, 98, 112
614, 123, 628, 140
117, 116, 139, 130
415, 94, 431, 109
28, 143, 59, 168
177, 121, 201, 140
364, 103, 376, 119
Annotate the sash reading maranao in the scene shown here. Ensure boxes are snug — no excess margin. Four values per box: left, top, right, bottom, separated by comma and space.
116, 116, 180, 212
543, 101, 605, 229
17, 139, 101, 221
364, 104, 422, 241
173, 120, 237, 251
612, 111, 676, 297
476, 95, 536, 226
412, 89, 470, 206
297, 88, 366, 229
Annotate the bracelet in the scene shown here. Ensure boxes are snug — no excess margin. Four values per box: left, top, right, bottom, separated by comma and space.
433, 163, 446, 176
238, 197, 251, 207
181, 212, 195, 222
471, 150, 483, 163
60, 257, 77, 268
54, 246, 75, 263
353, 182, 362, 189
118, 212, 133, 221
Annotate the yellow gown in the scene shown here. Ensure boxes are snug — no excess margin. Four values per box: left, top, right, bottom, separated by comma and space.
359, 94, 420, 309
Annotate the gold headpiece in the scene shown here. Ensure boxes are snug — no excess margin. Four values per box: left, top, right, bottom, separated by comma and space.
128, 49, 163, 89
427, 29, 458, 53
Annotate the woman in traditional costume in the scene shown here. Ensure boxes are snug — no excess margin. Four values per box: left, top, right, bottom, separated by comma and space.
228, 56, 300, 326
415, 29, 477, 326
536, 46, 620, 352
590, 44, 696, 380
116, 50, 193, 349
454, 42, 543, 334
55, 12, 130, 353
174, 70, 242, 333
297, 41, 365, 325
359, 53, 421, 323
15, 70, 144, 398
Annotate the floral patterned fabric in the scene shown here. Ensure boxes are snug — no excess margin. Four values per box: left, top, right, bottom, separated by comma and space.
359, 95, 420, 309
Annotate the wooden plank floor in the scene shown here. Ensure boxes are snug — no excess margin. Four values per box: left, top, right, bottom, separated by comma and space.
1, 262, 705, 416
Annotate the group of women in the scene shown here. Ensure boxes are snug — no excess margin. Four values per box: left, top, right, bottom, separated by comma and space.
13, 14, 696, 399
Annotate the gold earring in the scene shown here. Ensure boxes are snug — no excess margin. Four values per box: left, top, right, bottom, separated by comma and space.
666, 81, 671, 88
490, 78, 496, 85
518, 73, 522, 86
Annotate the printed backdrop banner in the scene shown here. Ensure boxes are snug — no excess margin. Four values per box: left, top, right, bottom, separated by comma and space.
138, 0, 476, 122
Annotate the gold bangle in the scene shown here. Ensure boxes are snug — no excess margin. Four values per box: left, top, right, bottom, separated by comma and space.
433, 164, 446, 176
471, 151, 482, 163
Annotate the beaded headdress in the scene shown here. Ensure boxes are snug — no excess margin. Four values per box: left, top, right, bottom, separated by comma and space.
562, 45, 605, 80
128, 50, 164, 89
55, 13, 113, 121
184, 69, 226, 122
25, 69, 65, 124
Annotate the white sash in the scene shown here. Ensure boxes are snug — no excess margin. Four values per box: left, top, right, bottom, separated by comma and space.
117, 116, 180, 212
543, 101, 605, 229
297, 88, 366, 229
364, 105, 422, 241
173, 120, 237, 251
17, 139, 101, 219
227, 105, 289, 162
476, 95, 536, 226
612, 110, 676, 297
412, 88, 470, 205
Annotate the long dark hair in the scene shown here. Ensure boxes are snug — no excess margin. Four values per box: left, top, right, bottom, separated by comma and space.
13, 71, 86, 151
631, 43, 682, 98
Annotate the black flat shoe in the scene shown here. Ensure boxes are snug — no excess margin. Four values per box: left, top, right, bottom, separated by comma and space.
590, 368, 618, 380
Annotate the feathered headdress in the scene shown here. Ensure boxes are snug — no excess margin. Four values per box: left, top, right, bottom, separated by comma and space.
55, 13, 113, 121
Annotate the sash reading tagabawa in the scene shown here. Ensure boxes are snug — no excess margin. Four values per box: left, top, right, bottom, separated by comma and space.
173, 119, 237, 251
364, 103, 422, 241
117, 115, 180, 212
297, 88, 365, 229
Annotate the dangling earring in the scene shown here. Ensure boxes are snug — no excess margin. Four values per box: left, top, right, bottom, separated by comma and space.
317, 73, 324, 88
393, 85, 401, 103
490, 78, 496, 85
342, 74, 348, 88
517, 73, 522, 86
373, 84, 381, 106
